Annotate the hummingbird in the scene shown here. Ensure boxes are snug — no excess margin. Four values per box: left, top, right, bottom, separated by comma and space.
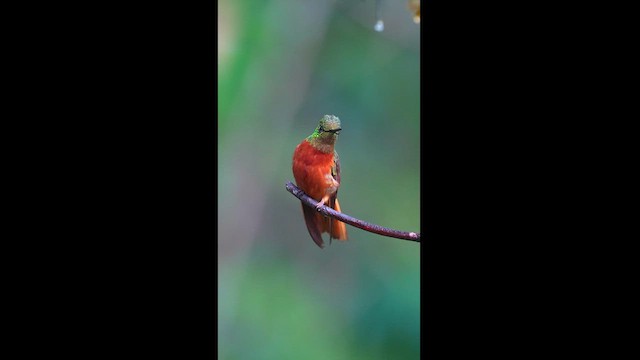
292, 115, 348, 248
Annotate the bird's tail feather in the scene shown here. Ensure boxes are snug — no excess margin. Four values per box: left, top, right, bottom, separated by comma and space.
327, 198, 347, 240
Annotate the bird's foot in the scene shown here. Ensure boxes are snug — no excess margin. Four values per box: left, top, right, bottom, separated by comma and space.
315, 196, 329, 211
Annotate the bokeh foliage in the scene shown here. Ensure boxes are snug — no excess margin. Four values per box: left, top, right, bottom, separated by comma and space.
219, 1, 420, 358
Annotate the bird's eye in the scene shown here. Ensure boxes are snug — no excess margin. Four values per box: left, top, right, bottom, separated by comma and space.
318, 126, 325, 132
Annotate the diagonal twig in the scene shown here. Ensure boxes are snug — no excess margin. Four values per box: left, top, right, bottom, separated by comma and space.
285, 181, 420, 243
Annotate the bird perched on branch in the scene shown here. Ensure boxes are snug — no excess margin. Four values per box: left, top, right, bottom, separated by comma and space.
292, 115, 348, 248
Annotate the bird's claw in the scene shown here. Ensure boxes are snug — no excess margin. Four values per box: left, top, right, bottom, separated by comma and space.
316, 195, 330, 211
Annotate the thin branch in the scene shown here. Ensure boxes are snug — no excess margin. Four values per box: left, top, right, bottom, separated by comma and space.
285, 181, 420, 243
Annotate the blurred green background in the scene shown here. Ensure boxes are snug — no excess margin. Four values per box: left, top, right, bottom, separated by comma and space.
218, 1, 420, 358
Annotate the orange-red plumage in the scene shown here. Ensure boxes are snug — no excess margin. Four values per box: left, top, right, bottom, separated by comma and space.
293, 141, 347, 246
292, 116, 347, 248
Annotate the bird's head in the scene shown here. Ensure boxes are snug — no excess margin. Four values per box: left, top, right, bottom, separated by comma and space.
310, 115, 341, 144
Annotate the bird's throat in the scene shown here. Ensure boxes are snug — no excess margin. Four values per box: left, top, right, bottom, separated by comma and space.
307, 137, 335, 154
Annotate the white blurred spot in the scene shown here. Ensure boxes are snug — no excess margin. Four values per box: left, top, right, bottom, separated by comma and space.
374, 20, 384, 32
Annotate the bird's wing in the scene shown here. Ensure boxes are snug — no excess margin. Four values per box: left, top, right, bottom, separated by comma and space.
332, 150, 341, 185
302, 204, 324, 248
329, 151, 341, 244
